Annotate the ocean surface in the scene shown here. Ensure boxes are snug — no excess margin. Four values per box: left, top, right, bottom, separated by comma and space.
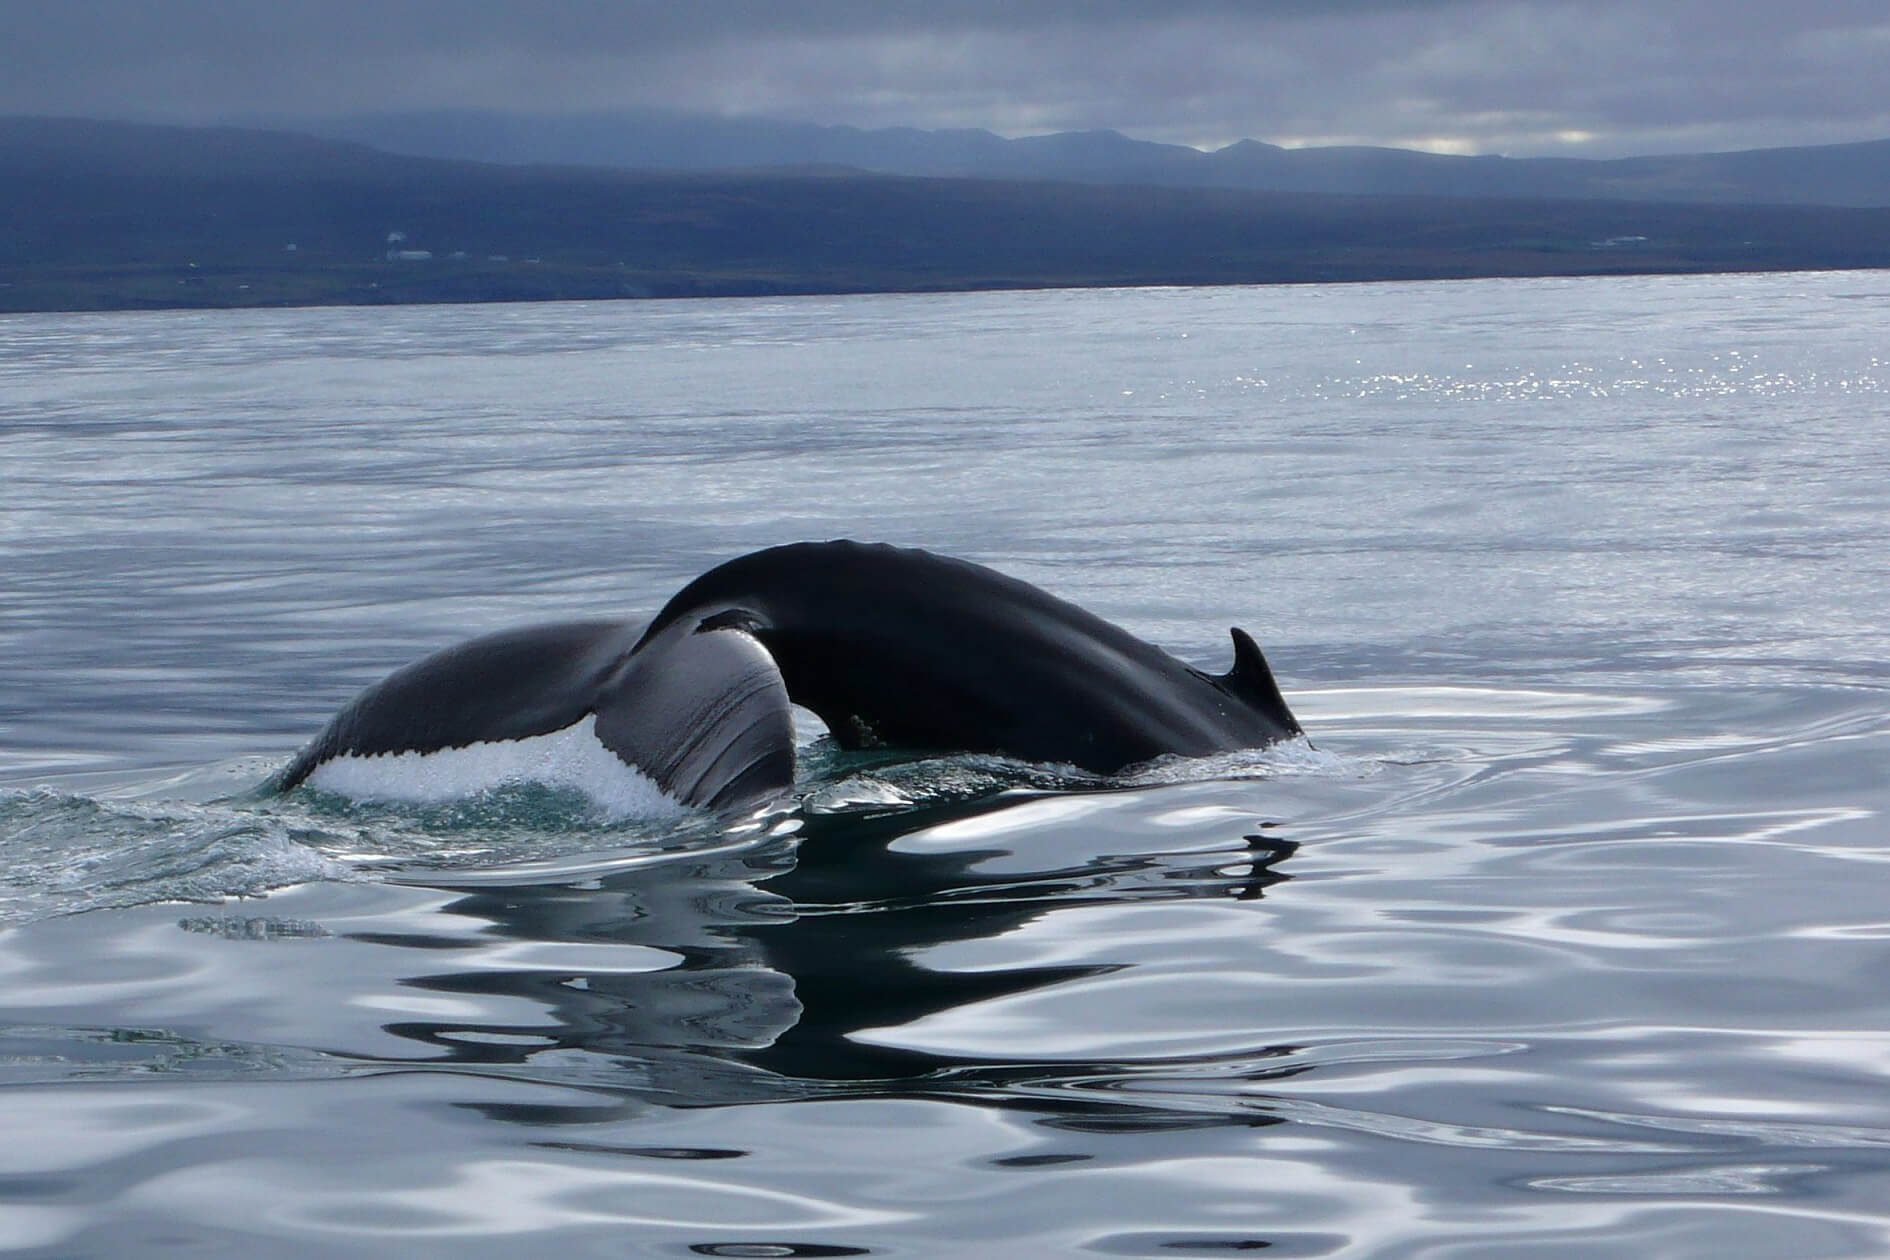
2, 272, 1888, 1257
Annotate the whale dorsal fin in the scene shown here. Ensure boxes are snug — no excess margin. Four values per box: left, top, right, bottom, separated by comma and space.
1219, 627, 1303, 737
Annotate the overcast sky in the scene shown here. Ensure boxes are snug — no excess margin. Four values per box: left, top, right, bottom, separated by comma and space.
6, 0, 1888, 157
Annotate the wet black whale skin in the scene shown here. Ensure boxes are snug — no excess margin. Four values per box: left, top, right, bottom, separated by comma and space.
639, 540, 1303, 774
279, 540, 1304, 810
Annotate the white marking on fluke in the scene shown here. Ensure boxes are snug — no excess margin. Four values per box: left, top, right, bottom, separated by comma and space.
305, 715, 687, 819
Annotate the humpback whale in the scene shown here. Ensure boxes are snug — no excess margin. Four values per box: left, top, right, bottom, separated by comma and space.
278, 541, 1303, 810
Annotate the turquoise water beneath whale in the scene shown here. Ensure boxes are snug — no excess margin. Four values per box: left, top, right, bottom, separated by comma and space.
3, 272, 1889, 1257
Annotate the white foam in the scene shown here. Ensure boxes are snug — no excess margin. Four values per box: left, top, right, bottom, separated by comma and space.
305, 715, 688, 820
1121, 736, 1352, 786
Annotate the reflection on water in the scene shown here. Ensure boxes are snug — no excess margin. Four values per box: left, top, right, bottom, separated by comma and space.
373, 789, 1296, 1095
0, 775, 1325, 1254
5, 679, 1890, 1255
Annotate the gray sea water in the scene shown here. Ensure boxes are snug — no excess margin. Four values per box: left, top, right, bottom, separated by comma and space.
2, 272, 1888, 1257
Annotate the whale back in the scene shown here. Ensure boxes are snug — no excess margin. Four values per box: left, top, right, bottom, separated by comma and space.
640, 540, 1302, 773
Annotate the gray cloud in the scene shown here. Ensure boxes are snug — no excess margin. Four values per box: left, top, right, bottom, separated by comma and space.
5, 0, 1888, 156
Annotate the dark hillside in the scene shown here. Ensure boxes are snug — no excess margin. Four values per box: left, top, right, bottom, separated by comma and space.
5, 119, 1889, 312
299, 109, 1890, 208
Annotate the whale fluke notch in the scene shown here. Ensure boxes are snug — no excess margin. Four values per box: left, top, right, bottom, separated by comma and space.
1218, 627, 1303, 739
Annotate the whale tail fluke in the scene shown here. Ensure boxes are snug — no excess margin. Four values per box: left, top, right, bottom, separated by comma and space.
1219, 627, 1303, 738
594, 621, 795, 812
275, 617, 797, 812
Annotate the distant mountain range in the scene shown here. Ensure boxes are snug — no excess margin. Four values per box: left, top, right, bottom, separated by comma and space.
279, 109, 1890, 208
5, 116, 1889, 314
